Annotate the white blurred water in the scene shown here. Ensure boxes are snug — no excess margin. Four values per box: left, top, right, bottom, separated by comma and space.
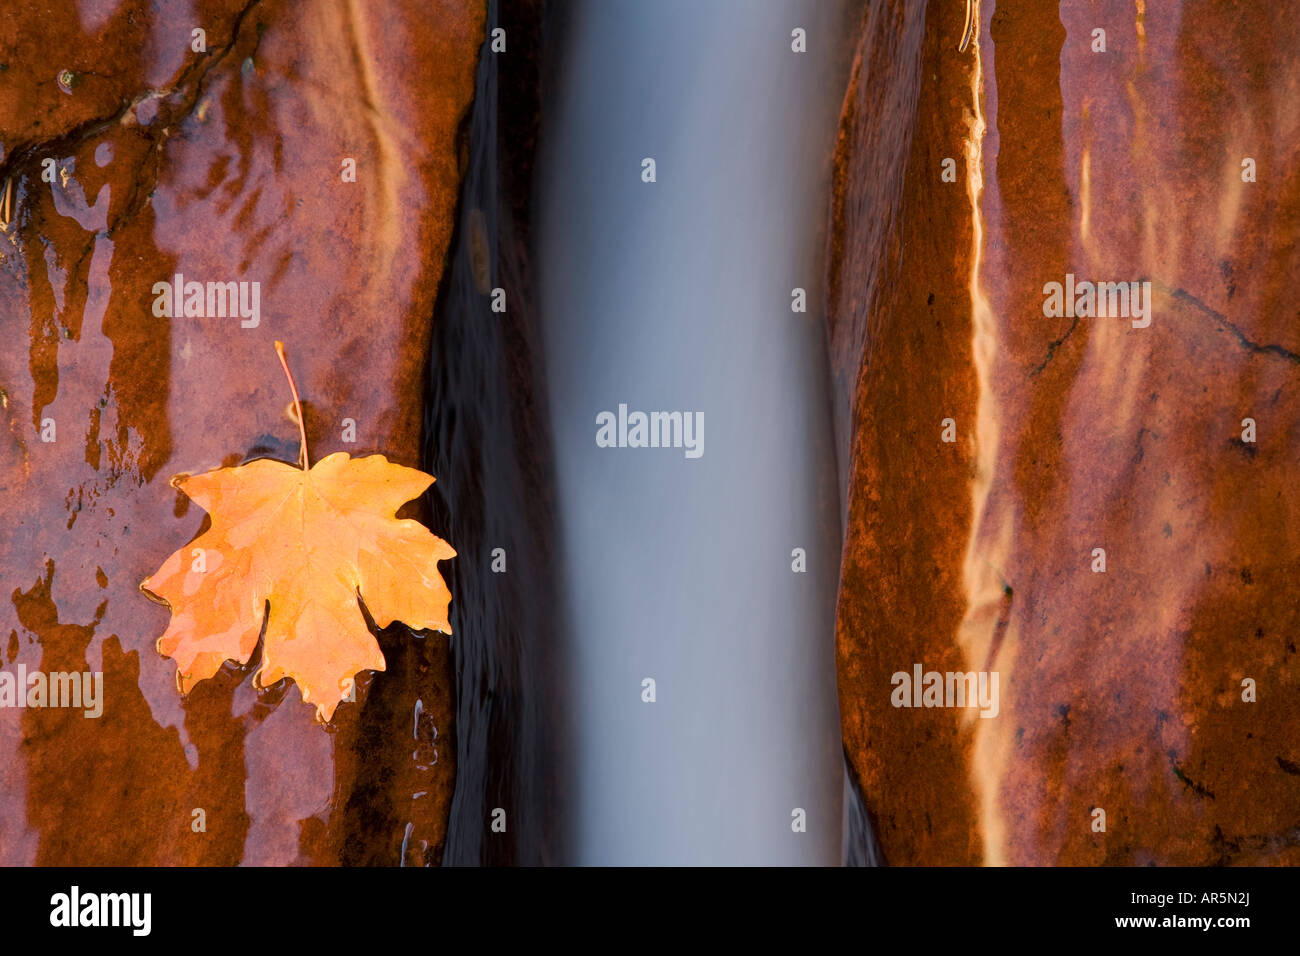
537, 0, 851, 864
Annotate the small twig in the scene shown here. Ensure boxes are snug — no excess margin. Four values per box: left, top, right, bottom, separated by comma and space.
274, 340, 309, 470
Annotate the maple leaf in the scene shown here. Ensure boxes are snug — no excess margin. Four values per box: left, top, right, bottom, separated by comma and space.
140, 342, 455, 721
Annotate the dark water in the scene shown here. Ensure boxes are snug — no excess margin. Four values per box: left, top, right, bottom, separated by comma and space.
424, 0, 565, 866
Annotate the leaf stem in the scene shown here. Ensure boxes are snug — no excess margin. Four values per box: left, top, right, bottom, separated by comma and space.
275, 340, 309, 470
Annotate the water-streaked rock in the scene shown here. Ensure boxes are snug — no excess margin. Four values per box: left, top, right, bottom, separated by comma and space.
830, 0, 1300, 865
0, 0, 484, 865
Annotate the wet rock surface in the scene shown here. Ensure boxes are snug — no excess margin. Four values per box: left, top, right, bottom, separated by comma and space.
831, 0, 1300, 865
829, 0, 981, 866
0, 0, 483, 864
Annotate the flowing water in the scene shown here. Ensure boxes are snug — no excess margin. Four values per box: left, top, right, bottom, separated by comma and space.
535, 0, 854, 865
425, 0, 564, 865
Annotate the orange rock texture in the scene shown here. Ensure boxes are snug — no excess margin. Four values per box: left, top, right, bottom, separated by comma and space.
0, 0, 484, 864
831, 0, 1300, 865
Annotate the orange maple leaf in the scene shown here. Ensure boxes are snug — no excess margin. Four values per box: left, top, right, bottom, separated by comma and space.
140, 342, 455, 721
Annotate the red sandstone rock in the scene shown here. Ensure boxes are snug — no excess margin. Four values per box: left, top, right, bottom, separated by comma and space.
0, 0, 483, 865
831, 0, 1300, 865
